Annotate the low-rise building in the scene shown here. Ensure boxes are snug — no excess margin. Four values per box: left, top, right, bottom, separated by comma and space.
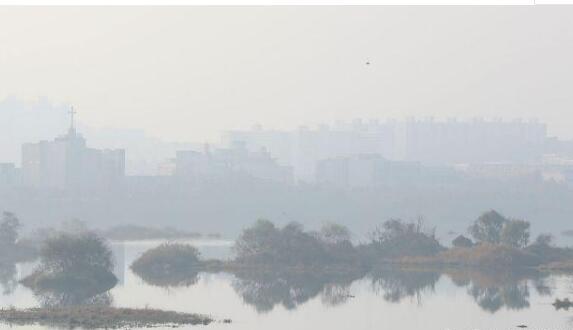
175, 141, 293, 184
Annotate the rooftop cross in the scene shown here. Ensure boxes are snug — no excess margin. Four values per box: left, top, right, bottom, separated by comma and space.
69, 106, 77, 131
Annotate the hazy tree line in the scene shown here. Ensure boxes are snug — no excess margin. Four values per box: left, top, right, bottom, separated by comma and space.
234, 220, 358, 267
0, 208, 566, 314
0, 207, 563, 293
0, 208, 551, 269
233, 209, 557, 268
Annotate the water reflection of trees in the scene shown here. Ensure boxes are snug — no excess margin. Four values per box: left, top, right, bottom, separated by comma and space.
0, 262, 17, 295
133, 268, 200, 288
321, 282, 353, 307
367, 267, 552, 312
231, 270, 360, 313
24, 279, 115, 308
131, 263, 556, 314
34, 290, 113, 308
369, 268, 441, 304
446, 269, 551, 313
468, 283, 529, 312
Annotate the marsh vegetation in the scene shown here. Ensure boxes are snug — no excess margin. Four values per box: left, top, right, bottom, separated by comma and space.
0, 306, 213, 329
130, 210, 573, 282
128, 209, 573, 316
21, 232, 118, 297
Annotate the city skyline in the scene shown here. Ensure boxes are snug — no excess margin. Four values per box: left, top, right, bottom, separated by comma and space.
2, 106, 567, 183
2, 106, 572, 237
4, 97, 567, 172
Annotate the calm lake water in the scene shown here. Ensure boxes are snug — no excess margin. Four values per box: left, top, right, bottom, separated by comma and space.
2, 239, 573, 330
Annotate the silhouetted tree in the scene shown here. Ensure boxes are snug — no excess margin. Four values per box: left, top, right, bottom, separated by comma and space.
319, 223, 351, 245
278, 222, 328, 265
40, 232, 114, 274
469, 210, 531, 248
452, 235, 473, 248
317, 223, 358, 264
500, 220, 530, 248
368, 218, 443, 257
234, 219, 280, 262
469, 210, 507, 244
234, 219, 355, 266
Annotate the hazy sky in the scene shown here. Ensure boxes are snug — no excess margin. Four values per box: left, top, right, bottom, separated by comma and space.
1, 6, 572, 142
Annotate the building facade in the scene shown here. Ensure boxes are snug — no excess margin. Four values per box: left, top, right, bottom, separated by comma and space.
21, 126, 125, 192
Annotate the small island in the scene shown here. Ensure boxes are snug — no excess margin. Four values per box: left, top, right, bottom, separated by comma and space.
0, 306, 213, 329
0, 217, 224, 329
130, 210, 573, 289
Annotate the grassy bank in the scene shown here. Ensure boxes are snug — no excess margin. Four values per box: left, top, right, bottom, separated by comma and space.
388, 243, 573, 275
0, 306, 215, 329
398, 244, 542, 268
